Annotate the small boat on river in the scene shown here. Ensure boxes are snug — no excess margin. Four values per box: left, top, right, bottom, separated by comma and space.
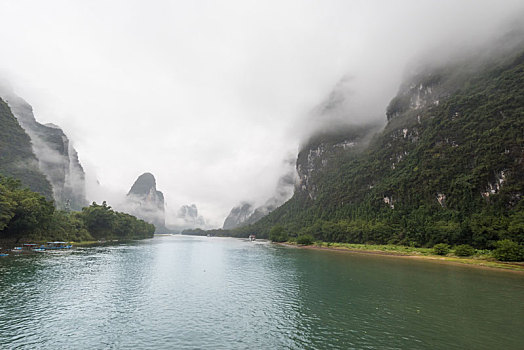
45, 242, 73, 250
23, 243, 45, 252
249, 234, 256, 241
23, 244, 39, 251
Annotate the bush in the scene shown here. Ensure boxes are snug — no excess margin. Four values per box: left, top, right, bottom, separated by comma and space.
492, 240, 524, 261
269, 225, 288, 242
454, 244, 475, 257
433, 243, 450, 255
296, 234, 314, 245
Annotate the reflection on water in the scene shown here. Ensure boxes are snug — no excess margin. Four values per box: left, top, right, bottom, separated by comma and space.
0, 235, 523, 349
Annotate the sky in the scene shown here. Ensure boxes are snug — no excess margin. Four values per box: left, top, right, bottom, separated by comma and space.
1, 0, 523, 227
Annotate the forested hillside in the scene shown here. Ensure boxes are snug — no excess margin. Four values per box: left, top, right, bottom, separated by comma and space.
0, 175, 155, 244
234, 44, 524, 250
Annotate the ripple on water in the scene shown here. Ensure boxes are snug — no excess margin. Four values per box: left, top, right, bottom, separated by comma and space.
1, 237, 524, 349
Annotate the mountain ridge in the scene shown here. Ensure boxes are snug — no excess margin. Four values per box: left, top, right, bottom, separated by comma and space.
230, 41, 524, 249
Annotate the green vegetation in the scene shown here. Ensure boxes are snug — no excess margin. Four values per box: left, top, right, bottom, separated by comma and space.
296, 234, 314, 245
269, 225, 288, 242
189, 49, 524, 262
80, 201, 155, 240
228, 46, 524, 262
280, 241, 524, 271
0, 175, 154, 244
0, 97, 52, 198
493, 239, 524, 261
433, 243, 450, 255
181, 228, 229, 236
454, 244, 475, 257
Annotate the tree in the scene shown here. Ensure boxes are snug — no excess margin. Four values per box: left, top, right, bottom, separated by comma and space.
269, 225, 288, 242
493, 240, 523, 261
0, 182, 16, 231
79, 201, 116, 239
507, 211, 524, 244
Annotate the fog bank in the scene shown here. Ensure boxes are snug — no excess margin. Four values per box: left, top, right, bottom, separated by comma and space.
1, 0, 523, 226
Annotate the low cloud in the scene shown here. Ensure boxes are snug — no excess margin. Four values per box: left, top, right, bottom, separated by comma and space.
1, 1, 523, 226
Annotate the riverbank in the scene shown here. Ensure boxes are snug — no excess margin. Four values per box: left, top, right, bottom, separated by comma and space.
0, 239, 138, 251
278, 242, 524, 273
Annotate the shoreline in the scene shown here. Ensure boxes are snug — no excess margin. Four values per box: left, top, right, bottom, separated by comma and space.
277, 242, 524, 273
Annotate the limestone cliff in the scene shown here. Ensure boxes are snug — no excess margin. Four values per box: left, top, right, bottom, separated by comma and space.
176, 204, 206, 228
127, 172, 166, 232
234, 36, 524, 248
223, 167, 295, 229
223, 202, 255, 230
0, 97, 53, 198
0, 88, 87, 210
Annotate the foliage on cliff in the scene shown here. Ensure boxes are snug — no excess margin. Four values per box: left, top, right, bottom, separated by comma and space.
0, 175, 155, 243
233, 46, 524, 252
0, 98, 53, 199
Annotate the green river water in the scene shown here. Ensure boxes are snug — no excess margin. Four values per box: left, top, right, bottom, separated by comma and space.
0, 235, 523, 349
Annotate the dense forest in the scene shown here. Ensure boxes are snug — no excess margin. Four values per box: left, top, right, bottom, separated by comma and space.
227, 43, 524, 260
0, 175, 155, 244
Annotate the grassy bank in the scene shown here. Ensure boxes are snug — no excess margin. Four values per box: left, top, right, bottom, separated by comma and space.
280, 241, 524, 272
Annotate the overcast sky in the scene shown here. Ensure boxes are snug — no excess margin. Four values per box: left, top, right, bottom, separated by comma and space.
1, 0, 523, 227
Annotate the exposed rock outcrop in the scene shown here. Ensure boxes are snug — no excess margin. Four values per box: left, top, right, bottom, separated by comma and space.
223, 167, 296, 229
0, 97, 53, 198
126, 172, 166, 232
223, 202, 255, 230
177, 204, 206, 227
295, 76, 384, 201
239, 36, 524, 247
0, 87, 87, 210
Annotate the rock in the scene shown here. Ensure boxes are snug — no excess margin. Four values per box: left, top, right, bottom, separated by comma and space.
0, 86, 87, 210
177, 204, 206, 227
127, 172, 166, 232
223, 166, 296, 229
0, 96, 53, 198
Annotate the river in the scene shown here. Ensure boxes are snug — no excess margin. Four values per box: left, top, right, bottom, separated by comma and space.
0, 235, 523, 349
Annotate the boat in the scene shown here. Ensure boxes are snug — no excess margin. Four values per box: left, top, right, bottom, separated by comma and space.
249, 234, 256, 241
23, 243, 39, 251
11, 246, 23, 252
45, 241, 73, 250
0, 253, 8, 257
24, 243, 46, 252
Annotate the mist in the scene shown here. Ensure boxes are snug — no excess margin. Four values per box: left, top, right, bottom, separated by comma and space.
1, 0, 523, 227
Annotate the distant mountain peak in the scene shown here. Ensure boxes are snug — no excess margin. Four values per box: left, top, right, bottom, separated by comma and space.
126, 172, 166, 232
128, 172, 158, 196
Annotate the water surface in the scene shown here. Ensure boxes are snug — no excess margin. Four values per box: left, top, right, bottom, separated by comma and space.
0, 235, 523, 349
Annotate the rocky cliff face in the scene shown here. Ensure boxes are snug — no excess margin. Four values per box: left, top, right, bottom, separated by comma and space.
294, 75, 384, 201
235, 38, 524, 247
295, 123, 382, 201
176, 204, 206, 228
223, 202, 255, 230
223, 165, 295, 230
0, 97, 53, 198
295, 41, 524, 210
0, 89, 87, 210
127, 172, 166, 231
